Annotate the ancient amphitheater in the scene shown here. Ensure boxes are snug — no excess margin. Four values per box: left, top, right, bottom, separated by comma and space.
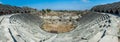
0, 2, 120, 42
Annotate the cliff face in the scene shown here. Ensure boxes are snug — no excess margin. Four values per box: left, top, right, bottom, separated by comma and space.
91, 2, 120, 15
0, 13, 119, 42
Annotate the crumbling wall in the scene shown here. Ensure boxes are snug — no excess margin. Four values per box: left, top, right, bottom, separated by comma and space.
0, 4, 36, 15
91, 2, 120, 15
0, 13, 119, 42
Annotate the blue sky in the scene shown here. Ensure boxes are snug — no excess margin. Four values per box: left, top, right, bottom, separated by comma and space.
0, 0, 120, 10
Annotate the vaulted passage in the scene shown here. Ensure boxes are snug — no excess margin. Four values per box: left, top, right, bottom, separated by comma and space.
0, 11, 3, 14
106, 10, 109, 13
115, 10, 119, 15
101, 10, 104, 12
110, 10, 113, 13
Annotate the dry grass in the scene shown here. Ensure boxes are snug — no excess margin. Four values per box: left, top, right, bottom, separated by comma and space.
41, 22, 75, 33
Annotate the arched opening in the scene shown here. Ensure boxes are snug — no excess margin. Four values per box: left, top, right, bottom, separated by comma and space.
106, 10, 109, 13
69, 19, 71, 21
59, 19, 61, 21
98, 10, 100, 12
25, 11, 28, 13
0, 11, 3, 14
101, 10, 104, 12
16, 11, 20, 13
76, 18, 80, 21
0, 11, 4, 15
110, 10, 113, 13
21, 12, 24, 13
114, 10, 119, 15
96, 10, 99, 12
94, 9, 97, 12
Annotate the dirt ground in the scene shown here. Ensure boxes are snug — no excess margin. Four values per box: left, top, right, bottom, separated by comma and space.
41, 22, 76, 33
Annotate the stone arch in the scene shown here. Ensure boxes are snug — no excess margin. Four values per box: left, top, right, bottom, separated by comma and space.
0, 11, 3, 14
95, 9, 100, 12
21, 12, 24, 13
101, 10, 104, 12
106, 10, 109, 13
114, 10, 119, 15
16, 11, 20, 13
25, 11, 28, 13
59, 19, 61, 21
97, 10, 100, 12
109, 10, 113, 13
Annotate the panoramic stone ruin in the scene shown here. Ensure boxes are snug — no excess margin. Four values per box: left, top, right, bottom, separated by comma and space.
0, 2, 120, 42
0, 12, 119, 42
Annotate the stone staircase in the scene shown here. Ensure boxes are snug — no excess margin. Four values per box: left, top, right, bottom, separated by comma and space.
0, 12, 119, 42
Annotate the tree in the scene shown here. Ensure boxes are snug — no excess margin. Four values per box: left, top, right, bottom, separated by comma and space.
42, 9, 52, 14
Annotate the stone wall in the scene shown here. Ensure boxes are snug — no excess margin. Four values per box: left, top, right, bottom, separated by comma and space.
0, 12, 119, 42
0, 4, 36, 15
91, 2, 120, 15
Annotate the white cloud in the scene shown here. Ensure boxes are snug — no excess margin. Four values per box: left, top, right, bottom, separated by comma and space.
81, 0, 89, 3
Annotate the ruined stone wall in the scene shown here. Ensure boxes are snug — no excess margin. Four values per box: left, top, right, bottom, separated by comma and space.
91, 2, 120, 15
0, 12, 119, 42
0, 4, 36, 15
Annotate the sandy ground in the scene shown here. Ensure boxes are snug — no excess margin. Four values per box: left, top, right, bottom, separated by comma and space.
41, 22, 75, 33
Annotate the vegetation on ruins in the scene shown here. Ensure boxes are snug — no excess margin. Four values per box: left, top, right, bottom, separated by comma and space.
41, 9, 52, 14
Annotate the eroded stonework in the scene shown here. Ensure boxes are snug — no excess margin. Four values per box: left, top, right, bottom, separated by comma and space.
0, 4, 36, 15
0, 12, 119, 42
91, 2, 120, 15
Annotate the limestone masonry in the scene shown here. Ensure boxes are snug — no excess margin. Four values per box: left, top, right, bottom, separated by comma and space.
0, 2, 120, 42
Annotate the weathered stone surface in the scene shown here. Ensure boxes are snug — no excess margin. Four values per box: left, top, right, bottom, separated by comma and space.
0, 4, 36, 15
99, 35, 118, 42
0, 13, 119, 42
91, 2, 120, 15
